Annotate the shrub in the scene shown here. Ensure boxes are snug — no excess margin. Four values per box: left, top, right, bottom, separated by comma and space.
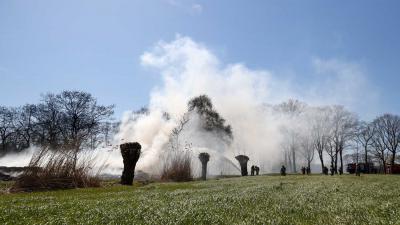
10, 148, 101, 192
161, 150, 193, 182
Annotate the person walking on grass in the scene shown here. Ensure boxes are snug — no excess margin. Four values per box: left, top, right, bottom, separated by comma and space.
301, 167, 306, 175
255, 166, 260, 176
251, 165, 255, 176
280, 165, 286, 176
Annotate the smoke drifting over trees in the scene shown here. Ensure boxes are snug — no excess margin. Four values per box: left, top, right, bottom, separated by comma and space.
161, 95, 232, 181
1, 36, 400, 176
113, 36, 399, 175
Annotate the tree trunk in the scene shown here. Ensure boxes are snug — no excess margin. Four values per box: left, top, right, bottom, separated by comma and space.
334, 153, 338, 174
319, 153, 325, 173
120, 142, 141, 185
235, 155, 249, 176
391, 151, 396, 171
383, 160, 387, 174
364, 146, 369, 173
1, 138, 6, 152
339, 149, 343, 175
199, 153, 210, 180
287, 152, 292, 172
292, 147, 297, 173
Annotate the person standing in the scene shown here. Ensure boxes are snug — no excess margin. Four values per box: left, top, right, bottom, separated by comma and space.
281, 165, 286, 176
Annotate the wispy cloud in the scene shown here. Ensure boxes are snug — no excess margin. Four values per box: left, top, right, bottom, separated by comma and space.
305, 58, 380, 119
163, 0, 203, 14
191, 3, 203, 14
164, 0, 179, 6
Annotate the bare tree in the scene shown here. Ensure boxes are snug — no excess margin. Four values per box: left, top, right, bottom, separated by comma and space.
325, 138, 337, 173
168, 113, 190, 153
372, 114, 400, 172
355, 121, 375, 171
277, 99, 307, 173
35, 94, 63, 149
0, 106, 18, 153
277, 99, 307, 115
310, 107, 330, 173
300, 134, 315, 172
0, 91, 115, 156
100, 121, 119, 147
281, 129, 299, 173
55, 91, 114, 169
15, 104, 38, 149
371, 125, 389, 174
327, 106, 358, 174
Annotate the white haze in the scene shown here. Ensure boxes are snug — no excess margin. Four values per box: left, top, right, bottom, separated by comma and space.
0, 146, 39, 167
113, 35, 378, 175
1, 35, 379, 176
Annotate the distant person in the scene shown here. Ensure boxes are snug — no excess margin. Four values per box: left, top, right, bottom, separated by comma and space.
301, 167, 306, 175
356, 164, 361, 176
280, 165, 286, 176
330, 166, 334, 176
323, 166, 329, 175
255, 166, 260, 176
251, 166, 255, 176
306, 167, 311, 175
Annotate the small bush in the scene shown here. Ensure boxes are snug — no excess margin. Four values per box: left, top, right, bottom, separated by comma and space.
10, 148, 101, 192
161, 150, 193, 182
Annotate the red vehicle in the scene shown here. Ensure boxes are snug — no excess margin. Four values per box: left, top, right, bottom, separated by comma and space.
386, 164, 400, 174
347, 163, 400, 174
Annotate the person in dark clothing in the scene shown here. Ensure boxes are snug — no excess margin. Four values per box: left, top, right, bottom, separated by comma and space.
280, 165, 286, 176
301, 167, 306, 175
323, 166, 329, 175
339, 166, 343, 175
330, 166, 334, 176
255, 166, 260, 175
306, 167, 311, 175
355, 164, 361, 176
251, 165, 255, 176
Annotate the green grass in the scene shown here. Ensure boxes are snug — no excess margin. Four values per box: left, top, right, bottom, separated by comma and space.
1, 175, 400, 225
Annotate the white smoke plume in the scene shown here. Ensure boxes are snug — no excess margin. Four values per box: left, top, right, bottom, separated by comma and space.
0, 146, 39, 167
114, 35, 378, 175
114, 36, 286, 174
1, 35, 378, 176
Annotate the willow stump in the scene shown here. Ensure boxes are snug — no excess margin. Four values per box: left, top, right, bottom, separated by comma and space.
235, 155, 249, 176
199, 152, 210, 180
120, 142, 141, 185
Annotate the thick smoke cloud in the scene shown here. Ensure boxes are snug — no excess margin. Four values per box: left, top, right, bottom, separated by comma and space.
115, 35, 378, 175
116, 36, 283, 173
1, 35, 378, 176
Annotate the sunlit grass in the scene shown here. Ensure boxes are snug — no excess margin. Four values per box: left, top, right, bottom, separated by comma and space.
1, 175, 399, 225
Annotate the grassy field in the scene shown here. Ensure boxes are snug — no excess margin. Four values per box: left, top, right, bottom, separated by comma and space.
1, 175, 399, 225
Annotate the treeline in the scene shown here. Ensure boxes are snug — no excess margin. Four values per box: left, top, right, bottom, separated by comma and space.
275, 100, 400, 174
0, 91, 117, 155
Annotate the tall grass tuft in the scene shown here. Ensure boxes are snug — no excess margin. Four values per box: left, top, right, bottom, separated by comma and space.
161, 150, 193, 182
11, 147, 101, 192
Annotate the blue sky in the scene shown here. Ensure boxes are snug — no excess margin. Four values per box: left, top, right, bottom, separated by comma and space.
0, 0, 399, 118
